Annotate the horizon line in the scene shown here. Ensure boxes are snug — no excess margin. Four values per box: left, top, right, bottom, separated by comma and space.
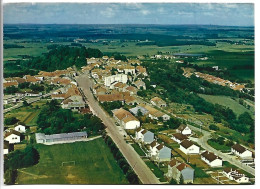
3, 23, 255, 27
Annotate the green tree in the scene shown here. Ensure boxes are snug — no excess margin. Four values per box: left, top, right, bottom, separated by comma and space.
4, 117, 19, 125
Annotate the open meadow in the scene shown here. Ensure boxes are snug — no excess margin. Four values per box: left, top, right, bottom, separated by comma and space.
198, 94, 253, 117
16, 138, 128, 184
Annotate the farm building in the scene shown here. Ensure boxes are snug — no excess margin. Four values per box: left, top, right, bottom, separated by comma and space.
166, 159, 194, 184
179, 140, 200, 155
35, 132, 88, 145
201, 151, 222, 167
231, 144, 253, 159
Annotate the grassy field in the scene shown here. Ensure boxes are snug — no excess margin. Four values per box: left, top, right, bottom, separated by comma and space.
16, 138, 128, 184
207, 140, 231, 152
198, 94, 253, 116
4, 100, 47, 126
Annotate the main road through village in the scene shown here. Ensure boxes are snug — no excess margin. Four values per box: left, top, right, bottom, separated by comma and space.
75, 73, 160, 184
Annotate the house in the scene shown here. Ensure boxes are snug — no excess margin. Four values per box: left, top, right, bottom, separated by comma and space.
149, 141, 171, 161
129, 106, 149, 116
135, 128, 154, 144
120, 65, 136, 75
166, 159, 194, 184
24, 75, 41, 83
35, 131, 88, 145
231, 144, 253, 159
3, 81, 18, 89
104, 74, 128, 87
201, 151, 222, 167
4, 140, 14, 155
4, 130, 21, 144
139, 104, 170, 121
133, 80, 146, 90
150, 97, 167, 107
113, 108, 140, 130
223, 168, 249, 183
125, 86, 138, 95
61, 95, 85, 111
180, 140, 200, 155
172, 133, 188, 144
177, 124, 192, 135
97, 94, 124, 103
14, 124, 27, 133
136, 66, 148, 76
124, 95, 138, 106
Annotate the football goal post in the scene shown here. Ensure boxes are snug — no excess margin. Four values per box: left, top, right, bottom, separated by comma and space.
61, 161, 76, 166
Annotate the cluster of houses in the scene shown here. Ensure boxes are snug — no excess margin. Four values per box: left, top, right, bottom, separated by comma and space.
134, 123, 252, 183
81, 56, 148, 106
3, 67, 78, 107
3, 124, 28, 155
51, 85, 86, 111
181, 67, 245, 91
134, 125, 195, 184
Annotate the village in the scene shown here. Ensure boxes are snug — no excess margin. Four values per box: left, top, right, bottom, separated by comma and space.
3, 54, 255, 184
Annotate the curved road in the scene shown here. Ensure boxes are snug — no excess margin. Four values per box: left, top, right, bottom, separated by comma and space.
76, 74, 160, 184
188, 124, 255, 176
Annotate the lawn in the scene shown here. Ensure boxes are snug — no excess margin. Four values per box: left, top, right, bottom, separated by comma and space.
16, 138, 128, 184
145, 161, 165, 181
198, 94, 253, 116
131, 143, 146, 156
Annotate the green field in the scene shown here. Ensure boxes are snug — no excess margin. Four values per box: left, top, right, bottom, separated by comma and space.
198, 94, 253, 116
4, 100, 47, 126
16, 138, 128, 184
207, 140, 231, 152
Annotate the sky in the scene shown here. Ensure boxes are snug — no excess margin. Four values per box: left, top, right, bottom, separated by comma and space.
3, 3, 254, 26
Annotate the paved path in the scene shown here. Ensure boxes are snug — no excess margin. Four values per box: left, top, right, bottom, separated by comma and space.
75, 73, 160, 184
188, 124, 255, 176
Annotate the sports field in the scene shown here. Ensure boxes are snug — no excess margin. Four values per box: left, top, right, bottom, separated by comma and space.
16, 138, 128, 184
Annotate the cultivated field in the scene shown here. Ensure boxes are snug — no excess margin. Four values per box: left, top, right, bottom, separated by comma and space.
198, 94, 253, 116
16, 138, 128, 184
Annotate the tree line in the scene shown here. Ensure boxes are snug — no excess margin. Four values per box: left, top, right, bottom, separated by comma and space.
103, 133, 139, 184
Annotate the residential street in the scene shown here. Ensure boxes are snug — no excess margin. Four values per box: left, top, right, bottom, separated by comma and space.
188, 124, 255, 176
75, 73, 161, 184
134, 93, 255, 177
